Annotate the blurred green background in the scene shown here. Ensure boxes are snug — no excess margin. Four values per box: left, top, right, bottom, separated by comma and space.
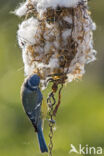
0, 0, 104, 156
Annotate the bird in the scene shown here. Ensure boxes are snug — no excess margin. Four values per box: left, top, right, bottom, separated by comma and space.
21, 74, 48, 153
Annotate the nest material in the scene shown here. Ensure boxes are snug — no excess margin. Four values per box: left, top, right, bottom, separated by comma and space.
17, 1, 96, 89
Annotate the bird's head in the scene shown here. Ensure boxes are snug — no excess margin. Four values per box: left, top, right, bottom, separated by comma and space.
27, 74, 40, 89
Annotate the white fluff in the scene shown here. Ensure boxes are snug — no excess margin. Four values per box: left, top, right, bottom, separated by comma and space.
15, 0, 82, 17
62, 29, 71, 40
17, 17, 39, 46
15, 0, 38, 17
37, 0, 82, 10
49, 58, 59, 69
64, 16, 72, 24
15, 2, 28, 17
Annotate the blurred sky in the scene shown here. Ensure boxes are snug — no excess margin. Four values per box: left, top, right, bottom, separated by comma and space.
0, 1, 104, 156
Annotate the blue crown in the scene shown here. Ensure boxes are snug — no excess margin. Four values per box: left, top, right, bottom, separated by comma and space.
28, 74, 40, 87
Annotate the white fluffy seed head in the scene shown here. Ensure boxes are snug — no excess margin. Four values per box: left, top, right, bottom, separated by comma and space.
16, 0, 96, 89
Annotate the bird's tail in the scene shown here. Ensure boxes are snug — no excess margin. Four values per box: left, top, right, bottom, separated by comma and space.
37, 126, 48, 153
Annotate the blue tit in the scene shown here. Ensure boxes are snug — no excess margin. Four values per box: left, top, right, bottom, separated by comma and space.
21, 74, 48, 153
